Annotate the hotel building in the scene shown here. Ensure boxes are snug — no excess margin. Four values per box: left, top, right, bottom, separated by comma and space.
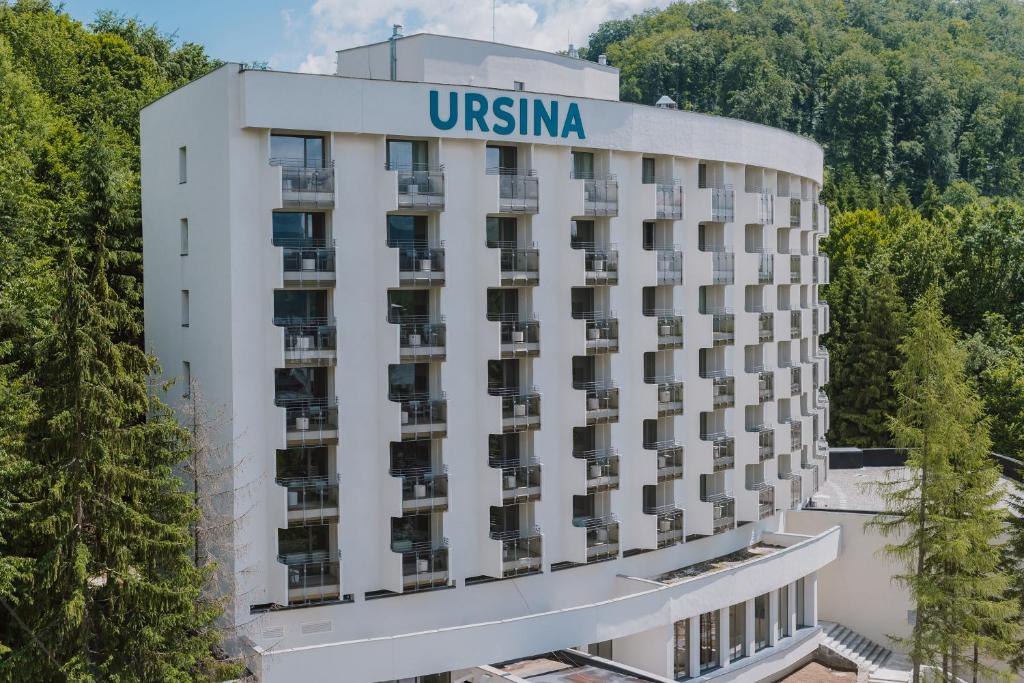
141, 32, 835, 683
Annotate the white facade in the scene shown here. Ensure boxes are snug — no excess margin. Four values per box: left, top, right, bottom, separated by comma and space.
141, 36, 833, 683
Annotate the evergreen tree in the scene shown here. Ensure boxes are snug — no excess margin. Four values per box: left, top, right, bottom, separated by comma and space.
1006, 475, 1024, 673
869, 288, 1017, 682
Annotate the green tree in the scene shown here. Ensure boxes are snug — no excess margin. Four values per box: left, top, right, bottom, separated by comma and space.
870, 289, 1017, 682
962, 314, 1024, 458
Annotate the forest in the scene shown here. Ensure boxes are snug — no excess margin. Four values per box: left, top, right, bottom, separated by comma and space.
0, 0, 1022, 678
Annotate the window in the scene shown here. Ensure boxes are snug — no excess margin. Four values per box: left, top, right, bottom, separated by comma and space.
642, 221, 655, 250
181, 290, 189, 327
182, 361, 191, 398
796, 577, 807, 627
729, 602, 745, 661
179, 218, 188, 255
587, 640, 613, 660
486, 216, 517, 246
642, 157, 656, 184
486, 144, 518, 173
571, 150, 594, 179
178, 146, 187, 183
779, 584, 791, 638
270, 134, 325, 168
674, 619, 690, 678
513, 80, 525, 91
386, 139, 428, 171
699, 610, 719, 672
698, 162, 707, 189
272, 212, 326, 246
754, 593, 769, 651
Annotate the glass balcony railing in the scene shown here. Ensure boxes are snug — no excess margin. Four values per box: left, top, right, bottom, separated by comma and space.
272, 158, 335, 208
499, 318, 541, 357
791, 366, 802, 396
701, 432, 735, 471
652, 311, 684, 349
704, 495, 735, 534
650, 379, 684, 416
497, 459, 542, 502
755, 367, 774, 402
573, 171, 618, 216
748, 426, 775, 461
789, 198, 801, 228
489, 167, 539, 214
391, 466, 449, 512
657, 248, 684, 285
278, 239, 336, 284
578, 449, 620, 492
576, 244, 619, 284
575, 514, 619, 561
752, 483, 775, 519
712, 311, 735, 346
712, 375, 735, 409
646, 440, 684, 482
756, 251, 774, 284
275, 316, 337, 366
277, 550, 341, 605
577, 382, 619, 424
711, 251, 735, 284
758, 311, 774, 342
816, 438, 829, 460
493, 526, 543, 577
389, 163, 445, 211
279, 397, 339, 445
488, 241, 539, 285
490, 386, 541, 432
710, 185, 735, 222
790, 255, 801, 284
656, 180, 684, 220
756, 191, 774, 224
277, 475, 340, 525
396, 396, 448, 439
581, 313, 619, 354
392, 315, 446, 360
645, 505, 685, 548
394, 539, 450, 591
388, 240, 446, 286
791, 309, 801, 338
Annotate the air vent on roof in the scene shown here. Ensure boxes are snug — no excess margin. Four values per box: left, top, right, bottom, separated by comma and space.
301, 620, 333, 635
598, 54, 608, 66
655, 95, 678, 110
262, 626, 285, 640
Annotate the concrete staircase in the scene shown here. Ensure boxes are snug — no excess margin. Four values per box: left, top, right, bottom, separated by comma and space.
819, 621, 903, 681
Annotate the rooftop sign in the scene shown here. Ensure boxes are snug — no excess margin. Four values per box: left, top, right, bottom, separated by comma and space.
429, 90, 585, 140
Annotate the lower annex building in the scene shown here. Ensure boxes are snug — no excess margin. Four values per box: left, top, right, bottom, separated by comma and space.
141, 31, 835, 683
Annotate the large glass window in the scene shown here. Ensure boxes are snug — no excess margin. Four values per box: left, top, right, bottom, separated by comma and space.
486, 288, 519, 320
390, 440, 431, 471
571, 355, 595, 387
571, 150, 594, 179
570, 219, 595, 247
274, 290, 328, 321
387, 139, 428, 170
387, 363, 430, 400
388, 289, 430, 321
779, 584, 791, 638
729, 602, 745, 661
486, 144, 518, 172
573, 426, 595, 455
490, 504, 520, 535
486, 216, 517, 246
278, 524, 330, 558
570, 287, 595, 318
587, 640, 613, 660
754, 593, 769, 651
271, 134, 325, 167
387, 215, 428, 246
572, 494, 595, 522
699, 611, 719, 672
274, 367, 327, 403
391, 513, 432, 548
674, 619, 690, 678
489, 433, 519, 464
487, 358, 520, 393
796, 577, 807, 627
642, 157, 656, 184
276, 447, 328, 480
272, 212, 326, 245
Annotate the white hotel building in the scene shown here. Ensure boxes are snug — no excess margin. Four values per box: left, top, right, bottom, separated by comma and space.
142, 32, 836, 683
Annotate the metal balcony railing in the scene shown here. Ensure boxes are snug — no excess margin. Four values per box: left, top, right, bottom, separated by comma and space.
488, 167, 539, 213
789, 198, 801, 228
782, 419, 803, 451
712, 311, 735, 345
277, 550, 341, 604
498, 459, 542, 501
580, 313, 619, 354
756, 191, 774, 224
645, 505, 685, 548
278, 239, 336, 281
712, 375, 734, 409
499, 318, 540, 356
274, 316, 337, 365
646, 440, 684, 481
791, 309, 801, 338
812, 203, 820, 231
711, 251, 735, 284
816, 438, 829, 459
757, 251, 774, 284
751, 427, 775, 461
391, 466, 449, 510
278, 397, 339, 442
394, 539, 450, 590
656, 180, 684, 220
711, 185, 735, 222
576, 382, 619, 424
493, 526, 543, 576
751, 482, 775, 519
388, 240, 446, 285
578, 449, 620, 491
277, 475, 340, 525
704, 495, 735, 534
395, 396, 448, 437
700, 432, 735, 471
812, 256, 820, 284
790, 255, 801, 283
573, 171, 619, 216
574, 244, 619, 284
575, 514, 619, 560
656, 248, 684, 285
272, 158, 335, 208
392, 315, 447, 360
389, 162, 445, 210
488, 241, 540, 285
655, 312, 684, 349
757, 368, 774, 402
489, 386, 542, 431
791, 366, 802, 396
759, 311, 774, 342
650, 379, 684, 416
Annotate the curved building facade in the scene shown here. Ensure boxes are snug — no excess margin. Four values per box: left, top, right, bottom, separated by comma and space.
142, 33, 834, 683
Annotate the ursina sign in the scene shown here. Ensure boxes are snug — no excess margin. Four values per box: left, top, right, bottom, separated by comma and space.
429, 90, 586, 140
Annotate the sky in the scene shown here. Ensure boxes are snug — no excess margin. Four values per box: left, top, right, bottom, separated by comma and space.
63, 0, 672, 74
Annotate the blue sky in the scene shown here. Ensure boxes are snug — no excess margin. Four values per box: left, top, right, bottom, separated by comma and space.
63, 0, 672, 73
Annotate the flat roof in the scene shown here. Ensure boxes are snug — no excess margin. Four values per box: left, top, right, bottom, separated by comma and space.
811, 466, 1017, 512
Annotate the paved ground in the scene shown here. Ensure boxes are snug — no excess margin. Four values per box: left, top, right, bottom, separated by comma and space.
778, 661, 857, 683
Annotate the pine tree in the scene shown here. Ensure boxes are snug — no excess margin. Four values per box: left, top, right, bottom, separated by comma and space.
1006, 475, 1024, 673
869, 288, 1017, 682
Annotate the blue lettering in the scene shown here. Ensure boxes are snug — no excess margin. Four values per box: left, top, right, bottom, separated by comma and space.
519, 98, 529, 135
492, 97, 516, 135
429, 90, 458, 130
561, 102, 585, 139
464, 92, 490, 132
533, 99, 558, 137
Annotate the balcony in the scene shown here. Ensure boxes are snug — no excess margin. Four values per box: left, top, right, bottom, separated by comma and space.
654, 312, 684, 349
281, 397, 339, 446
276, 317, 337, 367
706, 495, 736, 535
277, 475, 340, 526
493, 387, 541, 432
394, 540, 450, 591
494, 526, 542, 577
812, 256, 819, 284
711, 251, 735, 284
580, 449, 620, 492
582, 314, 619, 355
579, 382, 619, 424
758, 311, 774, 342
499, 318, 541, 358
702, 432, 735, 471
491, 242, 539, 286
817, 389, 829, 409
651, 379, 684, 416
789, 198, 801, 228
812, 202, 820, 231
816, 438, 829, 460
712, 375, 735, 409
749, 426, 775, 461
574, 172, 619, 216
711, 311, 735, 346
392, 466, 449, 513
490, 168, 539, 214
756, 251, 774, 284
656, 248, 684, 285
497, 458, 542, 503
755, 191, 774, 224
277, 551, 341, 604
398, 396, 448, 439
390, 163, 445, 211
791, 309, 801, 338
755, 367, 774, 402
655, 180, 684, 219
273, 159, 335, 209
791, 366, 802, 396
790, 255, 800, 284
280, 239, 336, 287
389, 241, 446, 287
647, 440, 684, 482
395, 316, 447, 361
784, 473, 802, 509
577, 515, 619, 561
751, 482, 775, 520
709, 185, 735, 222
580, 246, 619, 285
646, 505, 685, 548
784, 419, 803, 451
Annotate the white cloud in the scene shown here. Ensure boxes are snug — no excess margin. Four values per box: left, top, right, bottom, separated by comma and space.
294, 0, 671, 73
